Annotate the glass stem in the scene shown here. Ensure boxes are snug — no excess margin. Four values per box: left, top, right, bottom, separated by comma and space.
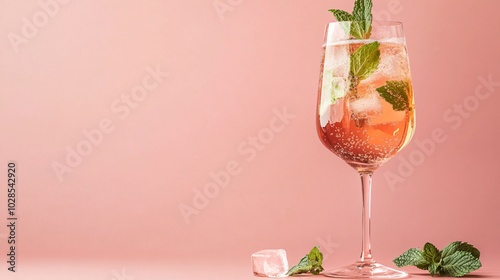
359, 171, 374, 263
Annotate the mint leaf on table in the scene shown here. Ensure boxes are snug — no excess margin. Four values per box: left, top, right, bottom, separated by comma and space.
393, 248, 428, 269
329, 0, 373, 39
350, 41, 380, 82
307, 246, 324, 275
376, 80, 410, 111
286, 246, 324, 276
441, 251, 482, 277
393, 241, 482, 277
287, 255, 311, 276
422, 242, 441, 270
442, 241, 481, 259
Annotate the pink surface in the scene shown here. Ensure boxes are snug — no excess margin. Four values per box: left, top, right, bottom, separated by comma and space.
1, 0, 500, 278
0, 259, 499, 280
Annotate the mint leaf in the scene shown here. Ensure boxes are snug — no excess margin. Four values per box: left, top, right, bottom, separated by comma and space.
287, 247, 324, 276
428, 262, 440, 276
328, 0, 373, 39
349, 22, 368, 40
441, 251, 482, 277
376, 80, 410, 111
442, 241, 480, 259
328, 10, 361, 39
395, 242, 482, 277
352, 0, 372, 39
308, 247, 324, 275
393, 248, 428, 269
286, 255, 311, 276
329, 9, 353, 22
353, 0, 373, 22
421, 243, 441, 275
422, 242, 441, 264
350, 41, 380, 81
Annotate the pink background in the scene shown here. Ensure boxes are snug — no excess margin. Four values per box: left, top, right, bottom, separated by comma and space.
1, 0, 500, 279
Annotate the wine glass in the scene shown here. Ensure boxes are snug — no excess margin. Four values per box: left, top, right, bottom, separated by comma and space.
316, 21, 415, 278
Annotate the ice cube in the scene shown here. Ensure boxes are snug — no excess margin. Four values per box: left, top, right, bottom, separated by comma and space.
319, 71, 348, 126
369, 97, 407, 125
349, 92, 382, 117
324, 43, 350, 77
251, 249, 289, 278
364, 42, 410, 84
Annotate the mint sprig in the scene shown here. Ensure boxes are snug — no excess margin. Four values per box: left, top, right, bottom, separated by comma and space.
286, 246, 324, 276
394, 241, 482, 277
329, 10, 353, 22
347, 41, 380, 95
328, 0, 379, 97
376, 80, 410, 111
350, 41, 380, 82
329, 0, 373, 39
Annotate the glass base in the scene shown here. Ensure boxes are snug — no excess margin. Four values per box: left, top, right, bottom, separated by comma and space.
324, 261, 408, 279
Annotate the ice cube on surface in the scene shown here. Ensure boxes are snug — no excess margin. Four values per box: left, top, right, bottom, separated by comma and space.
251, 249, 288, 278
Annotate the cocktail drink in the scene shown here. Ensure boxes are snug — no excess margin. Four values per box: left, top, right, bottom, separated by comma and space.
316, 21, 415, 279
318, 38, 415, 171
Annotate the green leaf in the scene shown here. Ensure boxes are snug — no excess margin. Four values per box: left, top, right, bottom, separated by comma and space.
415, 261, 430, 271
308, 247, 324, 275
428, 262, 440, 276
376, 80, 410, 111
350, 41, 380, 81
328, 10, 359, 39
349, 22, 368, 39
441, 251, 482, 277
393, 248, 428, 269
328, 0, 373, 39
287, 255, 311, 276
329, 9, 353, 22
395, 242, 482, 277
287, 247, 324, 276
441, 241, 480, 259
422, 242, 441, 264
307, 246, 323, 266
353, 0, 373, 21
352, 0, 373, 38
421, 243, 442, 276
